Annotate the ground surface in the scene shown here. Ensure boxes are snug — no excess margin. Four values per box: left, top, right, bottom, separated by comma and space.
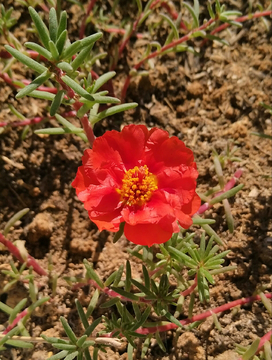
0, 1, 271, 360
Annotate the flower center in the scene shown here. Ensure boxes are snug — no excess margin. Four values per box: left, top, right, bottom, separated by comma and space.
117, 165, 158, 206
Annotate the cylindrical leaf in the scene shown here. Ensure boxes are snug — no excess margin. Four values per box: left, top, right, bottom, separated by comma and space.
16, 71, 51, 99
80, 32, 102, 48
61, 75, 94, 101
25, 42, 52, 60
56, 29, 67, 55
5, 45, 47, 74
57, 11, 67, 38
29, 7, 50, 50
49, 40, 59, 60
71, 45, 93, 71
49, 7, 58, 42
50, 90, 65, 116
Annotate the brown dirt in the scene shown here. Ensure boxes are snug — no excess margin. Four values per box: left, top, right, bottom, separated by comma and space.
0, 1, 271, 360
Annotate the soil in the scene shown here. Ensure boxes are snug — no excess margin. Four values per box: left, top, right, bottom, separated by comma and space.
0, 1, 271, 360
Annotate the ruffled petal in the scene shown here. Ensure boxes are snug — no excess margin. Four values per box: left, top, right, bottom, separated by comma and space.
121, 191, 176, 226
94, 125, 149, 170
90, 212, 123, 232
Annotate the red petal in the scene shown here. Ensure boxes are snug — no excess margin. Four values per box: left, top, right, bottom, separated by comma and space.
72, 165, 95, 195
124, 223, 174, 246
175, 209, 193, 229
90, 212, 123, 232
121, 192, 176, 225
181, 193, 201, 216
93, 125, 149, 170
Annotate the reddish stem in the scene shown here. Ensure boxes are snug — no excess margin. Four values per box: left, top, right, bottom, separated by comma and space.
72, 279, 152, 303
0, 232, 47, 276
195, 168, 243, 215
201, 10, 272, 46
237, 330, 272, 360
159, 1, 187, 31
3, 309, 28, 335
180, 276, 197, 297
135, 293, 272, 335
0, 72, 58, 94
80, 115, 95, 147
79, 0, 98, 39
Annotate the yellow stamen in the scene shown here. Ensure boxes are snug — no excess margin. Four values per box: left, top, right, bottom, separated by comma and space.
116, 165, 158, 206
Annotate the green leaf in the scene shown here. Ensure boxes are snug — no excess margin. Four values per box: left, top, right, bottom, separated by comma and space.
207, 2, 215, 19
198, 222, 224, 246
60, 317, 77, 344
81, 32, 103, 48
5, 45, 47, 74
63, 351, 78, 360
127, 343, 134, 360
4, 208, 29, 236
164, 311, 183, 328
0, 327, 20, 347
25, 42, 52, 60
28, 7, 50, 50
87, 94, 120, 104
10, 298, 28, 323
71, 45, 93, 71
155, 331, 166, 352
104, 271, 118, 287
113, 264, 124, 287
92, 71, 116, 93
125, 260, 132, 292
57, 11, 67, 38
49, 40, 59, 60
100, 297, 120, 308
50, 90, 65, 116
0, 302, 13, 315
49, 8, 58, 42
5, 339, 33, 348
46, 350, 69, 360
57, 62, 73, 72
242, 338, 260, 360
27, 89, 55, 101
160, 13, 179, 40
84, 317, 102, 337
141, 335, 151, 358
77, 334, 88, 348
113, 222, 125, 243
56, 30, 67, 55
131, 279, 155, 298
53, 344, 77, 351
168, 246, 198, 268
75, 300, 89, 330
221, 10, 242, 17
202, 268, 215, 285
205, 34, 229, 46
16, 71, 51, 99
131, 306, 151, 330
62, 40, 82, 60
191, 30, 206, 38
86, 289, 100, 318
61, 75, 94, 101
35, 128, 68, 135
183, 2, 199, 28
192, 218, 216, 225
90, 103, 138, 125
83, 260, 104, 289
251, 132, 272, 140
110, 287, 140, 301
142, 265, 150, 290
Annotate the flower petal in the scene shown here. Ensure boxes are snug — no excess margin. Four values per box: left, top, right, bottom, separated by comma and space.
124, 222, 174, 246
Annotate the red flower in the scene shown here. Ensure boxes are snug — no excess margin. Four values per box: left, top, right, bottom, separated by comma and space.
72, 125, 200, 247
